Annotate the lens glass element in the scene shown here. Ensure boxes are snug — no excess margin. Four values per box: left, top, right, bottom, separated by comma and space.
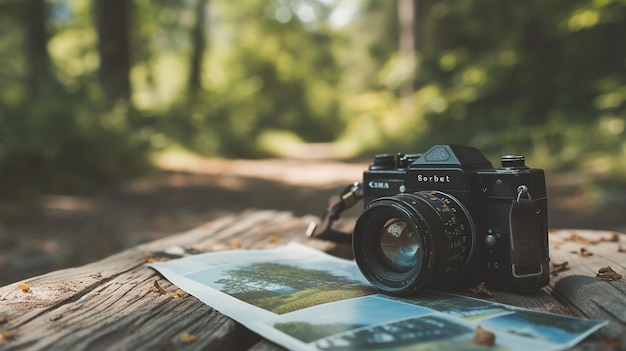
353, 191, 476, 295
378, 218, 422, 273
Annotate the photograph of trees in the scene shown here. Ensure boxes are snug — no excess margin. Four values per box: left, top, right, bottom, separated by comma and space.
212, 262, 375, 314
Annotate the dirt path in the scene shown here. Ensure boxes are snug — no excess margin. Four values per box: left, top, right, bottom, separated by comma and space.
1, 156, 625, 286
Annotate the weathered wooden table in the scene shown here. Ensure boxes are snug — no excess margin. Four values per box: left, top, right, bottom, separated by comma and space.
0, 210, 624, 350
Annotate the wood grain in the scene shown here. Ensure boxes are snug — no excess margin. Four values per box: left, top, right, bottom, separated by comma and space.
546, 229, 626, 343
0, 211, 624, 350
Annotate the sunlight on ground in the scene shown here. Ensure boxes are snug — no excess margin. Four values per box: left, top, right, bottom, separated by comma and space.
256, 130, 356, 159
152, 145, 367, 187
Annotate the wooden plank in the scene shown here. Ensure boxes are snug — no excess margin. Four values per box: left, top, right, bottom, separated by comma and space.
0, 211, 285, 350
0, 211, 624, 351
546, 229, 626, 345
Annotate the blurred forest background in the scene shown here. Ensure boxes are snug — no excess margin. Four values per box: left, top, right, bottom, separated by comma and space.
1, 0, 626, 283
1, 0, 625, 200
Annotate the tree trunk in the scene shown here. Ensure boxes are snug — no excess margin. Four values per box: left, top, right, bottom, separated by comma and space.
22, 0, 50, 94
188, 0, 209, 99
397, 0, 417, 98
95, 0, 132, 104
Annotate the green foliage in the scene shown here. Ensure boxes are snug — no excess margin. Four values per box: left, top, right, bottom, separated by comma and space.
180, 0, 344, 154
1, 0, 625, 200
337, 0, 626, 182
0, 0, 153, 200
0, 90, 153, 199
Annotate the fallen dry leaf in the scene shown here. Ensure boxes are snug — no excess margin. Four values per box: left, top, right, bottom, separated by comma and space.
267, 235, 281, 243
596, 266, 622, 281
569, 232, 591, 245
169, 290, 188, 299
472, 326, 495, 346
143, 252, 171, 263
231, 240, 241, 249
91, 272, 102, 279
618, 245, 626, 253
0, 316, 7, 325
151, 280, 166, 295
580, 247, 593, 257
16, 283, 31, 292
182, 247, 203, 255
601, 233, 620, 242
550, 261, 569, 275
544, 303, 576, 316
569, 232, 620, 246
550, 238, 564, 250
180, 332, 198, 343
1, 331, 15, 340
469, 282, 493, 298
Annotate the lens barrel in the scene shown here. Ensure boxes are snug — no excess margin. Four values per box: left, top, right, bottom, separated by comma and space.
353, 191, 475, 295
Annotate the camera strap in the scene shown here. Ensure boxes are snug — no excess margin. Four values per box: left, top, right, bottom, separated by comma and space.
509, 185, 543, 268
305, 182, 363, 243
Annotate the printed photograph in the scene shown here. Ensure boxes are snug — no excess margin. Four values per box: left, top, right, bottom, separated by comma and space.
384, 292, 513, 321
310, 313, 555, 351
481, 310, 607, 344
313, 315, 480, 351
271, 295, 434, 343
152, 244, 607, 351
184, 256, 376, 314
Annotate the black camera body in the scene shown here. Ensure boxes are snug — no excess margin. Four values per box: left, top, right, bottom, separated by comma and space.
353, 144, 549, 295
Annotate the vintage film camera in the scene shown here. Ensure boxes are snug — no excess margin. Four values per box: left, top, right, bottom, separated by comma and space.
307, 144, 549, 295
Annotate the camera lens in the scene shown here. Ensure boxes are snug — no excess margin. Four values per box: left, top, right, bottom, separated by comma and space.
378, 218, 422, 273
353, 191, 475, 295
